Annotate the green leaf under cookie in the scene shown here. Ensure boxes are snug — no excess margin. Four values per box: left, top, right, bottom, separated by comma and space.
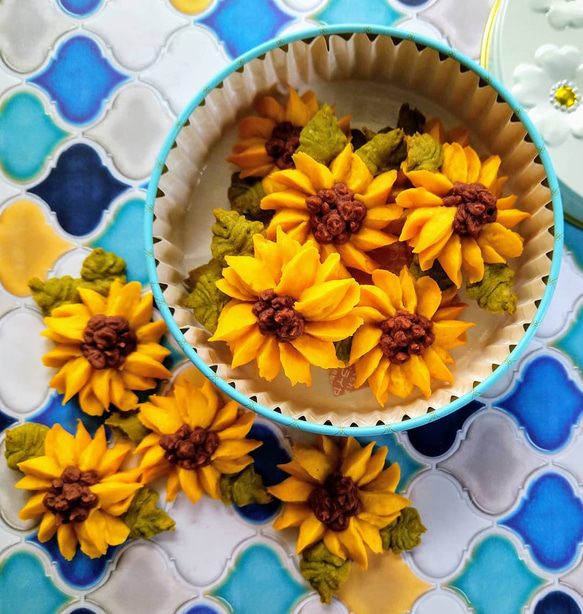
183, 259, 230, 334
404, 133, 443, 173
409, 255, 454, 291
397, 103, 426, 136
105, 411, 151, 443
5, 423, 50, 471
228, 172, 273, 222
380, 507, 427, 554
220, 465, 272, 507
299, 541, 352, 604
296, 104, 348, 166
334, 337, 353, 363
210, 208, 265, 266
78, 247, 127, 294
123, 486, 175, 540
355, 129, 407, 175
466, 263, 517, 315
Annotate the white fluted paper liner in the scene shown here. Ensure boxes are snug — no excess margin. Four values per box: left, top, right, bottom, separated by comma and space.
153, 33, 554, 427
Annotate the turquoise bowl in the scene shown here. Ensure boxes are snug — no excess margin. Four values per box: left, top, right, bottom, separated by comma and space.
145, 25, 563, 436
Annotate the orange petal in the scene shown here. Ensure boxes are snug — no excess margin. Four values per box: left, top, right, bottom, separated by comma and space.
350, 325, 383, 363
268, 476, 313, 502
415, 276, 441, 319
396, 187, 444, 209
279, 342, 312, 386
478, 155, 502, 189
461, 236, 485, 283
405, 170, 453, 196
478, 223, 524, 259
438, 233, 463, 288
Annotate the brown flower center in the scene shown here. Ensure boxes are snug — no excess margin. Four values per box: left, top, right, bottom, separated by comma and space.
252, 289, 305, 342
308, 472, 362, 532
43, 466, 99, 526
159, 424, 220, 470
265, 121, 302, 170
306, 183, 367, 245
442, 181, 497, 239
81, 314, 138, 370
379, 309, 435, 365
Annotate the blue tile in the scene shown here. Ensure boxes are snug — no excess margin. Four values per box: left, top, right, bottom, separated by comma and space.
29, 143, 130, 236
210, 544, 308, 614
69, 609, 99, 614
564, 221, 583, 270
405, 401, 484, 458
28, 535, 120, 590
315, 0, 403, 27
555, 303, 583, 371
0, 92, 69, 183
27, 391, 106, 436
183, 606, 221, 614
0, 550, 73, 614
448, 535, 545, 614
535, 591, 582, 614
199, 0, 294, 59
0, 408, 17, 434
29, 36, 128, 125
234, 423, 289, 524
58, 0, 103, 17
88, 197, 149, 286
495, 355, 583, 452
500, 472, 583, 572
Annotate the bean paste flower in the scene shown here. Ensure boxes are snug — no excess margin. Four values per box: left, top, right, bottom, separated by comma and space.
350, 267, 474, 406
268, 435, 411, 569
16, 422, 142, 560
136, 378, 261, 505
261, 144, 403, 273
396, 142, 530, 287
42, 279, 172, 416
209, 228, 363, 386
227, 86, 333, 178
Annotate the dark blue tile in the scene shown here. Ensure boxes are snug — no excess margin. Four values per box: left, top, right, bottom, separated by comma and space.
535, 591, 582, 614
58, 0, 102, 17
29, 143, 129, 236
495, 355, 583, 452
183, 606, 221, 614
29, 36, 128, 125
405, 401, 484, 458
500, 472, 583, 572
0, 408, 17, 434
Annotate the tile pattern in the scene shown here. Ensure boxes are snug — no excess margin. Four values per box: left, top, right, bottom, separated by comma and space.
1, 1, 582, 613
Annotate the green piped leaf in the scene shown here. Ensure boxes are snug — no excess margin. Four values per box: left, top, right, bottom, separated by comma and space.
105, 411, 151, 443
220, 465, 272, 507
210, 208, 265, 266
466, 263, 517, 315
380, 507, 426, 554
123, 486, 175, 540
5, 423, 50, 471
355, 129, 406, 175
299, 541, 352, 604
296, 104, 348, 166
228, 172, 273, 222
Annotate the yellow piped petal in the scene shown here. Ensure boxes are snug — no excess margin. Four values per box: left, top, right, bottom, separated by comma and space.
292, 152, 334, 191
405, 170, 453, 196
279, 342, 312, 386
478, 155, 502, 189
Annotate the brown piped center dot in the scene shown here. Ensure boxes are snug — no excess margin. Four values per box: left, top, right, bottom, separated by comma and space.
265, 121, 302, 170
81, 314, 138, 370
252, 289, 305, 343
306, 182, 367, 245
442, 181, 497, 239
43, 466, 100, 526
379, 309, 435, 365
308, 472, 362, 532
159, 424, 220, 470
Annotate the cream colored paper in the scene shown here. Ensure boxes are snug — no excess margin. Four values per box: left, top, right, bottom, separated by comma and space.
152, 33, 554, 427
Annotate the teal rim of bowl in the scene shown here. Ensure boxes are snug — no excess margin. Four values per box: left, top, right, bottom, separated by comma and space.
144, 24, 564, 436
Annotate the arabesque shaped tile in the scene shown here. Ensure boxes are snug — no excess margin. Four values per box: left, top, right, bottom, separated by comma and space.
419, 0, 494, 60
210, 542, 308, 614
315, 0, 403, 26
28, 533, 119, 591
561, 558, 583, 595
448, 535, 545, 614
0, 0, 75, 73
0, 440, 38, 531
411, 588, 470, 614
0, 289, 18, 319
140, 26, 229, 116
0, 549, 73, 613
336, 550, 431, 614
58, 0, 103, 18
554, 422, 583, 487
500, 472, 583, 572
392, 17, 449, 45
0, 91, 70, 183
199, 0, 295, 59
439, 410, 546, 515
87, 84, 174, 179
88, 196, 149, 286
89, 543, 194, 612
295, 594, 348, 614
29, 143, 130, 237
554, 303, 583, 373
565, 222, 583, 272
406, 401, 484, 460
50, 247, 91, 279
0, 200, 75, 296
0, 172, 21, 205
0, 67, 21, 101
534, 590, 583, 614
280, 0, 327, 12
0, 524, 19, 554
0, 309, 52, 415
495, 354, 583, 452
179, 600, 229, 614
169, 0, 215, 15
85, 0, 189, 71
29, 35, 129, 126
408, 471, 491, 579
154, 494, 256, 586
536, 250, 583, 340
0, 407, 17, 433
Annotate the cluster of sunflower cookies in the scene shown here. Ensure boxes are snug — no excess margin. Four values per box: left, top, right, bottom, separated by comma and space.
185, 86, 530, 405
7, 248, 426, 603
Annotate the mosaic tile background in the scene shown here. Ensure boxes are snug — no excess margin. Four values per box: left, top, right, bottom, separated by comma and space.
0, 1, 581, 613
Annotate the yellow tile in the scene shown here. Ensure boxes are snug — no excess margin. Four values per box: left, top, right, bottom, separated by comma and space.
0, 200, 74, 296
337, 550, 432, 614
169, 0, 213, 14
